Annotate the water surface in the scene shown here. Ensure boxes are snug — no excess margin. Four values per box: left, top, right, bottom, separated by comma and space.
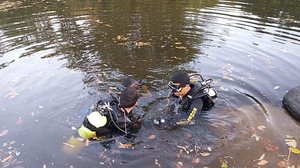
1, 0, 300, 167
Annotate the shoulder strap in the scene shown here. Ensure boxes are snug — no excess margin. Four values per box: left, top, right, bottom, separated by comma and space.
181, 85, 207, 107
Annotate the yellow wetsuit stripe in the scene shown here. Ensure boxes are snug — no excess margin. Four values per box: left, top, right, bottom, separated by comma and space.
187, 108, 198, 122
176, 108, 198, 125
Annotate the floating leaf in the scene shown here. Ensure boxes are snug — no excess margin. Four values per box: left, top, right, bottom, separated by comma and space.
251, 134, 260, 141
135, 41, 150, 47
38, 105, 44, 109
104, 24, 112, 28
71, 126, 77, 131
257, 125, 266, 131
291, 147, 300, 154
274, 86, 280, 90
257, 159, 268, 166
200, 152, 210, 157
277, 160, 288, 167
265, 145, 279, 152
285, 139, 297, 148
5, 89, 19, 99
175, 46, 187, 50
176, 161, 183, 168
258, 153, 265, 160
1, 154, 12, 163
147, 134, 156, 140
155, 159, 161, 167
207, 147, 212, 152
192, 157, 200, 164
220, 160, 228, 168
118, 142, 132, 149
0, 129, 8, 137
177, 145, 189, 154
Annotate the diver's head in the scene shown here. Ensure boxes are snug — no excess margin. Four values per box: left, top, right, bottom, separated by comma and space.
119, 87, 140, 112
168, 71, 191, 97
122, 77, 136, 88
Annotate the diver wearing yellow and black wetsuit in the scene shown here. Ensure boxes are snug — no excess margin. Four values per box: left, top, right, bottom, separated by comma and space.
78, 87, 141, 139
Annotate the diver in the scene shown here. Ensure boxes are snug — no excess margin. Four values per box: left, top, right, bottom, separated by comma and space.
156, 71, 217, 126
78, 87, 141, 140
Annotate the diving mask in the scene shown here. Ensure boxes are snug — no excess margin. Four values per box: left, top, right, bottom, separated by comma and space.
168, 81, 183, 93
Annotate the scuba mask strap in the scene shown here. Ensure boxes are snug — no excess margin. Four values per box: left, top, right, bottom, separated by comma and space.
168, 81, 184, 93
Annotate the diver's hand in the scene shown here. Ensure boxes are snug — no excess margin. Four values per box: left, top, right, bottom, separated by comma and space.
176, 120, 189, 125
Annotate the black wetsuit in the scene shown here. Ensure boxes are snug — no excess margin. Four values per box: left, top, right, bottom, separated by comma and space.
83, 100, 141, 136
179, 84, 214, 114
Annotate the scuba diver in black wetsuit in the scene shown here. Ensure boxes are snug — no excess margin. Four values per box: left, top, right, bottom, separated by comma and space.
78, 87, 141, 139
154, 71, 217, 127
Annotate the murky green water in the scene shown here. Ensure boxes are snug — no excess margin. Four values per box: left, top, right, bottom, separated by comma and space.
1, 0, 300, 167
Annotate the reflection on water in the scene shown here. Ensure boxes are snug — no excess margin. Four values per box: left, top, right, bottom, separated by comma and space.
1, 0, 300, 167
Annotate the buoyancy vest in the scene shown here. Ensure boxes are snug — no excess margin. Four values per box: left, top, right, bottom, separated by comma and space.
180, 84, 215, 112
78, 97, 133, 139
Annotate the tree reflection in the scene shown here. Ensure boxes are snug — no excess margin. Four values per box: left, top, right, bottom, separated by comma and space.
239, 0, 300, 27
1, 0, 217, 76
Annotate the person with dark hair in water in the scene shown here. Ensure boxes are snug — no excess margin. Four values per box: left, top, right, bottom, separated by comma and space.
78, 87, 141, 139
166, 71, 217, 125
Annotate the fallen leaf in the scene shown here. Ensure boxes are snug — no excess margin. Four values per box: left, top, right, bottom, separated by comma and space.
0, 129, 8, 137
155, 159, 161, 167
176, 161, 183, 168
5, 89, 19, 99
286, 139, 297, 148
177, 145, 189, 154
192, 157, 200, 164
277, 160, 288, 167
258, 153, 265, 160
274, 86, 280, 90
200, 152, 210, 157
71, 126, 77, 131
257, 160, 268, 166
175, 46, 187, 50
104, 24, 112, 28
118, 142, 132, 149
220, 160, 228, 168
1, 154, 12, 163
291, 147, 300, 154
207, 147, 212, 152
147, 134, 156, 140
265, 145, 279, 152
257, 159, 268, 166
252, 134, 260, 141
135, 41, 150, 47
257, 125, 266, 131
63, 142, 75, 148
